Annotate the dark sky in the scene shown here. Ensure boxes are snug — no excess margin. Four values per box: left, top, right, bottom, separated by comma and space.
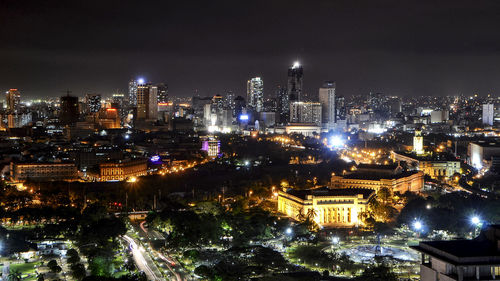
2, 0, 500, 99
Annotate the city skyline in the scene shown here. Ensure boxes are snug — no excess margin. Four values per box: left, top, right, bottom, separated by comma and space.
2, 0, 500, 98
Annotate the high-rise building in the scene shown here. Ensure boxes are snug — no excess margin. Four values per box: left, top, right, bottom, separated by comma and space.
287, 62, 303, 102
289, 101, 322, 125
247, 77, 264, 112
483, 103, 494, 126
157, 83, 168, 103
128, 79, 139, 106
59, 95, 79, 126
86, 94, 102, 113
6, 89, 20, 113
234, 96, 246, 118
224, 91, 235, 113
137, 82, 158, 120
336, 96, 346, 121
318, 81, 336, 128
276, 86, 289, 124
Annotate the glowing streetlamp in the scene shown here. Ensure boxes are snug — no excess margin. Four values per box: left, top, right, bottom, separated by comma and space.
285, 227, 292, 235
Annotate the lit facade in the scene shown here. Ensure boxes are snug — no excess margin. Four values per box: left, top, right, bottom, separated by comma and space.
10, 162, 78, 182
278, 187, 374, 227
99, 158, 148, 181
413, 129, 424, 155
287, 62, 303, 102
137, 83, 158, 120
6, 89, 20, 113
247, 77, 264, 112
391, 151, 461, 180
330, 170, 424, 193
483, 103, 494, 126
318, 81, 336, 128
289, 101, 322, 125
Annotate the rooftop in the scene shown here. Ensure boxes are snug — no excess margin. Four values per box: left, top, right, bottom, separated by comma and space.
286, 186, 375, 200
341, 170, 420, 181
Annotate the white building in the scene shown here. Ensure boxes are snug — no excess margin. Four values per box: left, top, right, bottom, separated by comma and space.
483, 103, 494, 126
247, 77, 264, 112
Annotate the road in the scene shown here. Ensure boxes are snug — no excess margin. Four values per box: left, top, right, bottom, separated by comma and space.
122, 234, 163, 281
136, 222, 188, 281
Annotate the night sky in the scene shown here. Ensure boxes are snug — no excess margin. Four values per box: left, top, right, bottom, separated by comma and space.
2, 0, 500, 99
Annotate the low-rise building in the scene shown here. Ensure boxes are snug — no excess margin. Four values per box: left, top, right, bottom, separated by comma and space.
278, 187, 375, 227
468, 141, 500, 170
330, 164, 424, 193
10, 162, 78, 182
411, 225, 500, 281
99, 158, 147, 181
392, 151, 461, 180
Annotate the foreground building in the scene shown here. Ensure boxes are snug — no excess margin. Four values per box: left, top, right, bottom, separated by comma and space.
277, 187, 375, 227
330, 164, 424, 193
411, 225, 500, 281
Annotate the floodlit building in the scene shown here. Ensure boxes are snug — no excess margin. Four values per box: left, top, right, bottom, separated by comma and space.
289, 101, 322, 125
137, 83, 158, 120
391, 151, 461, 180
468, 141, 500, 170
285, 123, 321, 136
10, 162, 78, 182
99, 158, 148, 181
278, 187, 375, 227
330, 164, 424, 193
413, 129, 424, 155
411, 225, 500, 281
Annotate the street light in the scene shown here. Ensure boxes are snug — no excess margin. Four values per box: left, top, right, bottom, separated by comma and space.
285, 227, 292, 235
413, 220, 422, 231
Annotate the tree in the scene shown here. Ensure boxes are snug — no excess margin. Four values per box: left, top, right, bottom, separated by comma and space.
37, 273, 45, 281
8, 270, 22, 281
377, 187, 392, 204
70, 263, 87, 280
358, 262, 398, 281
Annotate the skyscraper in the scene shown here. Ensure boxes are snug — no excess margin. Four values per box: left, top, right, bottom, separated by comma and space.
318, 81, 336, 128
247, 77, 264, 112
137, 82, 158, 120
276, 86, 289, 124
128, 79, 139, 106
483, 103, 494, 126
86, 94, 102, 113
6, 89, 20, 113
287, 62, 303, 102
156, 83, 168, 104
59, 95, 79, 126
289, 101, 322, 125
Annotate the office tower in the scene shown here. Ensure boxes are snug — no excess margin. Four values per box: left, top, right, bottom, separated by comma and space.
137, 82, 158, 120
289, 101, 322, 125
335, 96, 346, 121
287, 62, 303, 102
388, 97, 402, 115
318, 81, 336, 128
59, 95, 80, 125
234, 96, 246, 118
247, 77, 264, 112
128, 79, 139, 106
157, 83, 168, 103
276, 86, 289, 124
86, 94, 102, 113
224, 91, 235, 112
483, 103, 494, 126
6, 89, 20, 113
212, 95, 224, 114
111, 93, 126, 120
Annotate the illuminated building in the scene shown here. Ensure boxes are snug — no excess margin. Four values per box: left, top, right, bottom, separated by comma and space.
99, 158, 148, 181
156, 83, 168, 103
391, 151, 461, 180
10, 162, 78, 182
411, 225, 500, 281
278, 187, 374, 227
468, 141, 500, 170
137, 82, 158, 120
5, 89, 20, 113
285, 123, 321, 136
413, 129, 424, 155
289, 101, 322, 125
247, 77, 264, 112
128, 79, 139, 106
201, 137, 220, 157
318, 81, 336, 128
59, 95, 80, 126
86, 94, 102, 113
483, 103, 494, 126
287, 61, 303, 102
98, 108, 121, 128
276, 86, 289, 124
330, 164, 424, 193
